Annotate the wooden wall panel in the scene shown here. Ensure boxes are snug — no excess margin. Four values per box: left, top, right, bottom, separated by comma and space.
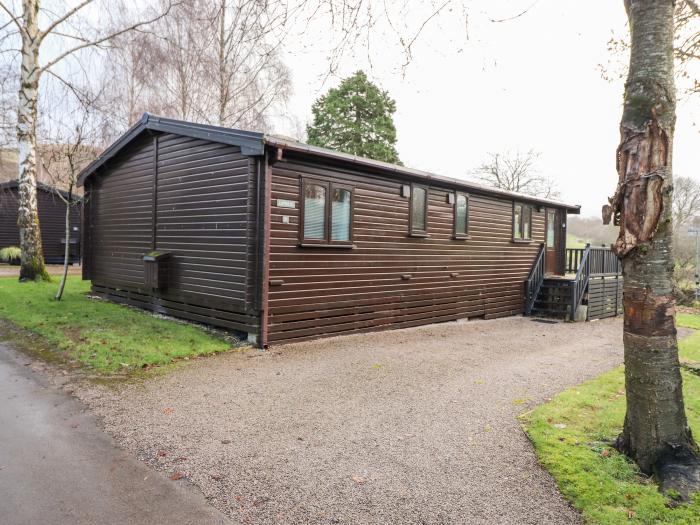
0, 185, 80, 263
266, 157, 552, 344
87, 132, 259, 335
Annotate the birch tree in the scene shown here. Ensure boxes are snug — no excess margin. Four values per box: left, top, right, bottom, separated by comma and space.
604, 0, 700, 496
0, 0, 172, 281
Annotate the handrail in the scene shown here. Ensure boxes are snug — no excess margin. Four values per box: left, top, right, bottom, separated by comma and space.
524, 243, 546, 315
566, 246, 621, 275
570, 244, 591, 320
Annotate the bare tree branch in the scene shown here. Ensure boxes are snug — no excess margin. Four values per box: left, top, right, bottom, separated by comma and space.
38, 0, 94, 43
40, 1, 175, 74
0, 1, 23, 34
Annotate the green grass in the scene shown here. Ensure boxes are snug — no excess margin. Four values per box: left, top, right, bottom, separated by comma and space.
523, 315, 700, 524
0, 276, 236, 374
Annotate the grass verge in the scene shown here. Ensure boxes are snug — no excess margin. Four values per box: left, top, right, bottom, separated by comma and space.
522, 316, 700, 524
0, 276, 237, 374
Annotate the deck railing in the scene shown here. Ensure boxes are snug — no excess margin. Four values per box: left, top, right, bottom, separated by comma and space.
566, 246, 621, 275
588, 247, 621, 275
565, 248, 586, 273
524, 243, 546, 315
570, 244, 591, 320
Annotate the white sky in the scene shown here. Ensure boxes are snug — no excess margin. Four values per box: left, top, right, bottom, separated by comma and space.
275, 0, 699, 217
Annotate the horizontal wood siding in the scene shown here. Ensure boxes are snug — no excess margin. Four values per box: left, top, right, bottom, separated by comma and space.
87, 132, 259, 335
90, 135, 155, 287
266, 157, 549, 344
587, 275, 623, 320
0, 186, 80, 263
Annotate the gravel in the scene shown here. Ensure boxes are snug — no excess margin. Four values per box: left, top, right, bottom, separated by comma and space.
75, 316, 624, 524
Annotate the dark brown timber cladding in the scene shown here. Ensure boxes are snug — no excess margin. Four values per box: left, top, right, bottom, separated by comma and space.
587, 274, 623, 320
0, 185, 80, 263
266, 156, 548, 344
86, 132, 258, 334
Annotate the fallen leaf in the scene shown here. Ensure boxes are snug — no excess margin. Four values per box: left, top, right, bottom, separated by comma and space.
162, 407, 174, 415
351, 475, 367, 484
170, 471, 185, 481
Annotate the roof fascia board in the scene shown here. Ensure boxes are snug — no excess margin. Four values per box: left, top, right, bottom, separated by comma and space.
78, 114, 265, 186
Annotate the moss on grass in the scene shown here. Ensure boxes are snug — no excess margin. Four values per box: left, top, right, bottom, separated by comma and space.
0, 276, 237, 374
523, 315, 700, 524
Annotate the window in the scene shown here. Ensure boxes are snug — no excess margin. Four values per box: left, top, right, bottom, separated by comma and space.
513, 203, 532, 241
301, 178, 353, 246
454, 192, 469, 238
546, 210, 555, 247
410, 185, 428, 235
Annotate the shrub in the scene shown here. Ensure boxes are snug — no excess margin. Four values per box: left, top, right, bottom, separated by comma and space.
0, 246, 21, 264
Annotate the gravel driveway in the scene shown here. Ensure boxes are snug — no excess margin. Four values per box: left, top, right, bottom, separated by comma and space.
76, 316, 623, 524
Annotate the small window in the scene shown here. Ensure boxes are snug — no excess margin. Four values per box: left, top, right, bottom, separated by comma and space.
301, 178, 353, 246
303, 183, 327, 240
454, 193, 469, 238
331, 187, 352, 241
410, 185, 428, 235
513, 202, 532, 241
546, 210, 555, 247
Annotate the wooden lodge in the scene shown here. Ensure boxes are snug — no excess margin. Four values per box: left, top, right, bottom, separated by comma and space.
0, 181, 80, 265
77, 114, 621, 347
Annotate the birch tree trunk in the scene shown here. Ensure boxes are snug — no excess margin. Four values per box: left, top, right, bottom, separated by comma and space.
606, 0, 700, 496
17, 0, 49, 281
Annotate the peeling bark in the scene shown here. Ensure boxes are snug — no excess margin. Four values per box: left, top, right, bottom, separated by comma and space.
16, 0, 48, 281
606, 0, 700, 498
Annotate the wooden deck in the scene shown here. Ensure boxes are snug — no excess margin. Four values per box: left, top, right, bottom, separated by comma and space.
525, 245, 622, 321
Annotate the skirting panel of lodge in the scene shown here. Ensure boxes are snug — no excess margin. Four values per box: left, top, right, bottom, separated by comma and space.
587, 274, 623, 321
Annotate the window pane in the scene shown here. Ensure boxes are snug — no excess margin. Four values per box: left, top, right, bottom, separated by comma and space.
513, 204, 522, 239
331, 188, 351, 241
547, 210, 555, 247
304, 183, 326, 240
523, 206, 531, 239
455, 194, 468, 235
411, 187, 427, 232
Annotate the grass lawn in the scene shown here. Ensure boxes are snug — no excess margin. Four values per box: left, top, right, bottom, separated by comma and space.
523, 316, 700, 524
0, 276, 236, 374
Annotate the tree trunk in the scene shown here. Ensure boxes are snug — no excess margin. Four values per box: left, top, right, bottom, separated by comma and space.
606, 0, 700, 497
55, 188, 72, 301
17, 0, 48, 281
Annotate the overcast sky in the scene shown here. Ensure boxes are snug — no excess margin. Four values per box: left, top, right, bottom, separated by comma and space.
276, 0, 699, 217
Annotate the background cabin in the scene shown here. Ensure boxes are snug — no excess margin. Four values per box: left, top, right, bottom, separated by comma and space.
0, 181, 80, 265
79, 114, 619, 348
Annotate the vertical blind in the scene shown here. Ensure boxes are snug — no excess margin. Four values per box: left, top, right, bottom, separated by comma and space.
304, 183, 326, 239
514, 204, 522, 239
411, 187, 427, 232
331, 188, 351, 241
455, 194, 468, 235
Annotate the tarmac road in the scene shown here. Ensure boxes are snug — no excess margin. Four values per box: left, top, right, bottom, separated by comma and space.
0, 341, 229, 525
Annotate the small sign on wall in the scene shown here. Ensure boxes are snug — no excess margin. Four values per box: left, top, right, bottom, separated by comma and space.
276, 199, 296, 209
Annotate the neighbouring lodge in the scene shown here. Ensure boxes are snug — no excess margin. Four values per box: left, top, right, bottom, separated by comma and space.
78, 113, 621, 347
0, 181, 81, 265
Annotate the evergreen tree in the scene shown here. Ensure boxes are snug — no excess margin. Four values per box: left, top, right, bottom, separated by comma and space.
307, 71, 400, 164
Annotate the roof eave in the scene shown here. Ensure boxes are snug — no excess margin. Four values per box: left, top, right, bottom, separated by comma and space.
77, 113, 265, 186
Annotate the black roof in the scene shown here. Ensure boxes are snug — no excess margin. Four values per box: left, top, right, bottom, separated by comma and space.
78, 113, 580, 213
0, 180, 75, 200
